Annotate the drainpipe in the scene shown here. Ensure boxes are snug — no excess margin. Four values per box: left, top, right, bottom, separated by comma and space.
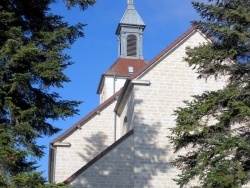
118, 37, 120, 58
49, 141, 71, 183
113, 75, 117, 142
48, 144, 56, 183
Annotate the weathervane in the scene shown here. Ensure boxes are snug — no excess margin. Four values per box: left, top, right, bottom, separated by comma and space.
127, 0, 133, 5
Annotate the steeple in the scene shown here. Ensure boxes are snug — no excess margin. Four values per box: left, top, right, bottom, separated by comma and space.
97, 0, 147, 103
116, 0, 146, 59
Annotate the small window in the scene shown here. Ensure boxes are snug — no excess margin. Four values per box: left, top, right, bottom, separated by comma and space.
128, 66, 134, 74
122, 116, 128, 134
127, 35, 137, 57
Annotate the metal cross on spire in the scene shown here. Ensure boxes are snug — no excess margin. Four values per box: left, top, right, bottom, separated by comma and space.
127, 0, 134, 5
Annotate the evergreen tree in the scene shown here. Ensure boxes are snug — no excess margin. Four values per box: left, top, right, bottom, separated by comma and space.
0, 0, 95, 187
170, 0, 250, 187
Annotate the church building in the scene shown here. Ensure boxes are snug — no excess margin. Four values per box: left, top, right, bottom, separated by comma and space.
48, 1, 226, 187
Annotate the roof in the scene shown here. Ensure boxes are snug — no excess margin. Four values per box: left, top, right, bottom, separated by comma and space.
116, 3, 145, 34
120, 4, 145, 25
97, 58, 147, 94
106, 58, 147, 76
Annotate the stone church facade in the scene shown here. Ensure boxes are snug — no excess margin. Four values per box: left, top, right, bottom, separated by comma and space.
48, 1, 228, 187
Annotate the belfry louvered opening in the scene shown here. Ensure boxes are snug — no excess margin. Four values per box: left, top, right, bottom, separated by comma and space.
127, 34, 137, 57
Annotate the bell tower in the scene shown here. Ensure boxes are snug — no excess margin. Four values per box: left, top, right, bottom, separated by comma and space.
97, 0, 147, 103
116, 0, 146, 59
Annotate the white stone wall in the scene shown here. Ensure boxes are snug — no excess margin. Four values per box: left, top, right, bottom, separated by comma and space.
70, 132, 134, 188
119, 90, 136, 137
100, 77, 126, 103
54, 100, 120, 183
122, 30, 227, 187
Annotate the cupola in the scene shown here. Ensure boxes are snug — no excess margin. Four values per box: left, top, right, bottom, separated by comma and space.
116, 0, 146, 59
97, 0, 147, 103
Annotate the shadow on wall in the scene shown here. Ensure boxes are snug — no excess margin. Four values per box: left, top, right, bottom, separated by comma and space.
133, 109, 171, 187
79, 132, 109, 161
69, 110, 170, 188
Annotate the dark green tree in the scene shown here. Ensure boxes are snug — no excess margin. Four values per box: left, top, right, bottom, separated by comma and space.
0, 0, 95, 187
170, 0, 250, 187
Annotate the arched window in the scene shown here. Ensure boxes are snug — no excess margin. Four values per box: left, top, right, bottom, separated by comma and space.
122, 116, 128, 134
127, 34, 137, 57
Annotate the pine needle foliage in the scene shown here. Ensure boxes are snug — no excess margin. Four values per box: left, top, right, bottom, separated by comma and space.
169, 0, 250, 187
0, 0, 95, 187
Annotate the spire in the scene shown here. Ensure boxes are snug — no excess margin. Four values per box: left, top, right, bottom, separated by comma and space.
116, 0, 145, 59
118, 0, 145, 27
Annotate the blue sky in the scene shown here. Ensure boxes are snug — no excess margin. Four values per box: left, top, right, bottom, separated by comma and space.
38, 0, 202, 180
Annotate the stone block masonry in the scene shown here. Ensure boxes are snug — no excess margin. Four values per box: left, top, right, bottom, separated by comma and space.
53, 99, 119, 183
69, 130, 134, 188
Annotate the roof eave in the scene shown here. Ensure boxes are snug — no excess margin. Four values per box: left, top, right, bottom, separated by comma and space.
115, 23, 146, 35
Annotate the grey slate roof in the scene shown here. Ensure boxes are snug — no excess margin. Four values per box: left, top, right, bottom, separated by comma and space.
119, 3, 145, 26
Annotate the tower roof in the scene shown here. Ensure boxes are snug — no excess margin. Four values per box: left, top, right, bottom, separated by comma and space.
96, 58, 147, 94
105, 58, 147, 76
116, 1, 145, 35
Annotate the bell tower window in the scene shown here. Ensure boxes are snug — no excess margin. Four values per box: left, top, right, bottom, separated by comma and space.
127, 34, 137, 57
